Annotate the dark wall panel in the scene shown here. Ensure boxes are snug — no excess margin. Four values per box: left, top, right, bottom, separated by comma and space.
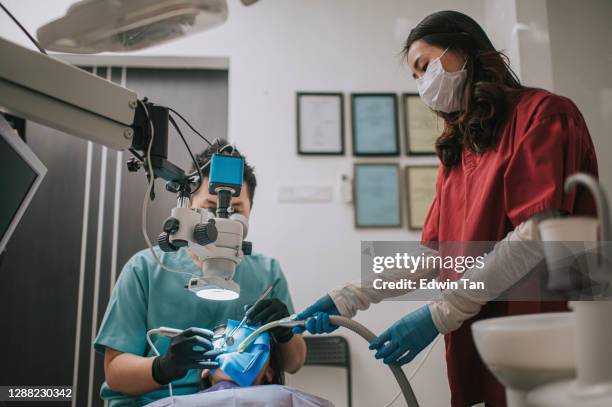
0, 121, 88, 404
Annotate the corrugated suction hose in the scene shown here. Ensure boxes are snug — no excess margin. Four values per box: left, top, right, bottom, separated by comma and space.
328, 315, 420, 407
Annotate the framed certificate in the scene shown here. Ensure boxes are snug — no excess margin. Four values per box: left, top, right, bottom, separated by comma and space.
403, 93, 440, 155
351, 94, 399, 156
296, 92, 344, 155
354, 163, 402, 228
405, 165, 438, 230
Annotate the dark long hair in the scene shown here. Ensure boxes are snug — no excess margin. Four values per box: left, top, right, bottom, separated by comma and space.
404, 11, 525, 169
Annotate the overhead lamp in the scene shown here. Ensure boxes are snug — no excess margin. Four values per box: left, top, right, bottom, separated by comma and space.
37, 0, 228, 54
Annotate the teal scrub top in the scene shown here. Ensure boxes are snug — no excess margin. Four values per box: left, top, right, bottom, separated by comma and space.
94, 247, 295, 407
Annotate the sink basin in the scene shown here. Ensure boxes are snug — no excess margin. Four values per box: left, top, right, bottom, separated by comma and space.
472, 312, 576, 407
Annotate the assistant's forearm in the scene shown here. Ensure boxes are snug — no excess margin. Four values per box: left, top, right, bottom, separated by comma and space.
331, 244, 440, 318
280, 334, 306, 373
104, 349, 161, 395
429, 210, 558, 334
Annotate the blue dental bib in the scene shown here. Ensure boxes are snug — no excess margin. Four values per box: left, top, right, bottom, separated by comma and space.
211, 319, 270, 387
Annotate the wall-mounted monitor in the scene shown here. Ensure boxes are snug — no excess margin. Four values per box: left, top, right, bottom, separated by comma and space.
0, 115, 47, 253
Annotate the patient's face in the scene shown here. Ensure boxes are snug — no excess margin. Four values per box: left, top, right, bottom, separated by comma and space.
201, 356, 274, 386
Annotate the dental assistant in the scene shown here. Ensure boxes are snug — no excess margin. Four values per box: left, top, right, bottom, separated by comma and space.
296, 11, 598, 407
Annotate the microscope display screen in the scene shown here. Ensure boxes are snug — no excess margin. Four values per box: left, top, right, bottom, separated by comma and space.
0, 136, 37, 239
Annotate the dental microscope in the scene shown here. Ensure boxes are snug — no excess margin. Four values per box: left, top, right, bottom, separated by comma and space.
158, 153, 252, 300
129, 102, 252, 300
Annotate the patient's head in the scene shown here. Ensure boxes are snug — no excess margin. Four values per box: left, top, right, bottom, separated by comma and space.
201, 322, 284, 389
201, 352, 279, 386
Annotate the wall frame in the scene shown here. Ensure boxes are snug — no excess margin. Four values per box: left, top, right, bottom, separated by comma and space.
405, 165, 438, 230
351, 93, 399, 156
402, 93, 438, 156
296, 92, 345, 155
353, 163, 402, 228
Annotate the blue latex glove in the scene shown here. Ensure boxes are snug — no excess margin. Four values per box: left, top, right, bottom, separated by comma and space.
369, 305, 438, 365
292, 294, 339, 334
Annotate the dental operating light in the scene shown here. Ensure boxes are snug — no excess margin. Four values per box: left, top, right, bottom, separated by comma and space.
36, 0, 229, 54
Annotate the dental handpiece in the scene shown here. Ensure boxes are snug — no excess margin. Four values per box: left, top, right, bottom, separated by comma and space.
153, 327, 182, 337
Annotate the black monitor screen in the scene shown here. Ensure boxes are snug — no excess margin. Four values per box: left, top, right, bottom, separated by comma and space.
0, 135, 38, 239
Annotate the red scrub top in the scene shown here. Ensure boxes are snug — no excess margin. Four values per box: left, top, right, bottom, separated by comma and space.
421, 88, 598, 407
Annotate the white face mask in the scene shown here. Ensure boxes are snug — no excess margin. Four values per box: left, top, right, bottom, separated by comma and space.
415, 47, 467, 113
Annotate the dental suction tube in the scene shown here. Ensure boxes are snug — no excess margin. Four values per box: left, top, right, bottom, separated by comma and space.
328, 316, 420, 407
239, 316, 420, 407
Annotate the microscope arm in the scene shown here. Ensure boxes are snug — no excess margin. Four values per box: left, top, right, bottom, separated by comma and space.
1, 37, 190, 187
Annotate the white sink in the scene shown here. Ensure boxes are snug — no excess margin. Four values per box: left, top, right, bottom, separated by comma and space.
472, 312, 576, 407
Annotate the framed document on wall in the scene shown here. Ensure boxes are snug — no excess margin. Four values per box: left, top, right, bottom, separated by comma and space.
354, 163, 402, 228
296, 92, 344, 155
403, 93, 439, 155
405, 165, 438, 230
351, 93, 399, 156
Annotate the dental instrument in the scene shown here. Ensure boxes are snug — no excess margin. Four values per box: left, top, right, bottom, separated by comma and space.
223, 283, 275, 347
154, 327, 183, 338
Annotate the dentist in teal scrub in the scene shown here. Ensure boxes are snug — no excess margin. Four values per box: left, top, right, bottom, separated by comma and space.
95, 140, 306, 406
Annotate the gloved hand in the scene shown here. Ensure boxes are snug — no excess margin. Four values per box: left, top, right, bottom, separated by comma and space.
245, 298, 294, 343
152, 327, 222, 385
293, 294, 340, 334
369, 305, 438, 365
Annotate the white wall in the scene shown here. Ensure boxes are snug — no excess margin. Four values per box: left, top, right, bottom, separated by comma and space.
483, 0, 521, 77
546, 0, 612, 196
484, 0, 612, 195
0, 1, 492, 406
514, 0, 554, 90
